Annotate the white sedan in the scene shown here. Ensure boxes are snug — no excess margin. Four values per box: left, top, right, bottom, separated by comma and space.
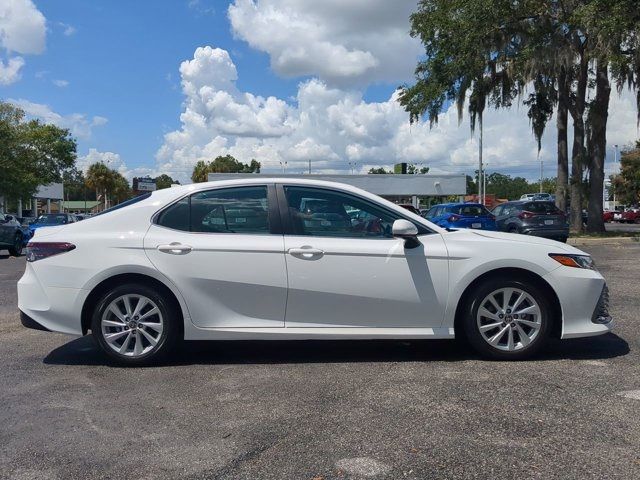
18, 179, 612, 365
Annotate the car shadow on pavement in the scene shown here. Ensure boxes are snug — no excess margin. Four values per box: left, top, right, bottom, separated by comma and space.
43, 332, 629, 367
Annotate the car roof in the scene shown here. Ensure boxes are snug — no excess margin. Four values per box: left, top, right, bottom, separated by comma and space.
429, 202, 484, 207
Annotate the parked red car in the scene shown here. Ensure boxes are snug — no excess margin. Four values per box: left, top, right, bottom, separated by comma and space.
602, 211, 615, 222
621, 209, 640, 224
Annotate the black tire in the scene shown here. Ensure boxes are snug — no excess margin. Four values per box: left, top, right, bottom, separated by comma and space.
461, 278, 551, 360
558, 237, 568, 243
91, 283, 181, 366
507, 225, 519, 234
8, 233, 23, 256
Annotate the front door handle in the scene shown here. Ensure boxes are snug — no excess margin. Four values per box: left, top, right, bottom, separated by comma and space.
288, 247, 324, 259
157, 242, 192, 255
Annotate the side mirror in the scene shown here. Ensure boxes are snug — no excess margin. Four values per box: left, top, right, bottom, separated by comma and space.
392, 219, 420, 249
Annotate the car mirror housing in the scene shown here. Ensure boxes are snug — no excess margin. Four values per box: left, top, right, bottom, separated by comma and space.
392, 219, 420, 249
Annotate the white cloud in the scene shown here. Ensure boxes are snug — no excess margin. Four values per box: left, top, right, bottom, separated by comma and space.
0, 0, 47, 86
78, 148, 154, 181
156, 46, 640, 183
58, 22, 76, 36
0, 0, 46, 54
52, 79, 69, 87
227, 0, 421, 87
0, 55, 24, 85
8, 98, 108, 140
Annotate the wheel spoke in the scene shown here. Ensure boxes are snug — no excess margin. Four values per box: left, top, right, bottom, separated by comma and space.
139, 328, 158, 345
502, 288, 513, 311
488, 295, 502, 313
132, 297, 149, 317
479, 322, 502, 332
104, 330, 128, 343
478, 307, 500, 321
516, 318, 540, 329
123, 296, 133, 316
488, 325, 509, 346
514, 305, 540, 316
103, 319, 125, 328
515, 323, 531, 346
140, 320, 162, 332
133, 334, 143, 356
119, 332, 133, 353
511, 291, 527, 312
138, 307, 159, 322
506, 327, 514, 350
108, 303, 126, 322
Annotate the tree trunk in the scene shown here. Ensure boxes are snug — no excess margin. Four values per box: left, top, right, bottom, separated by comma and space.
586, 60, 611, 233
569, 54, 588, 233
556, 68, 569, 213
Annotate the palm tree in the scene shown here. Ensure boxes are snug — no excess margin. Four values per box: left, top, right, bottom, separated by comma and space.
85, 162, 114, 210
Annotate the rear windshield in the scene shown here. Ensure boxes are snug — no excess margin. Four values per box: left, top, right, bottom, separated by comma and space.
93, 193, 152, 217
523, 202, 560, 214
448, 205, 490, 216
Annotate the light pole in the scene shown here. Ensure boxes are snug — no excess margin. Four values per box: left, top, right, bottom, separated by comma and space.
349, 161, 357, 174
478, 128, 483, 204
613, 144, 619, 209
279, 161, 288, 174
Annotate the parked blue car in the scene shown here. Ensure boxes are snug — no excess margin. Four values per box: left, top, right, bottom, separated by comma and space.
422, 203, 497, 230
29, 213, 78, 235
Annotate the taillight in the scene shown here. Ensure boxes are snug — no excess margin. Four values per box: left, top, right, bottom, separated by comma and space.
518, 211, 535, 219
26, 242, 76, 262
449, 214, 461, 222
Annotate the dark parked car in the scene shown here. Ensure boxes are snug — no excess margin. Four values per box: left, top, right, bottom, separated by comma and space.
0, 212, 32, 256
492, 201, 569, 242
422, 203, 497, 230
397, 204, 421, 215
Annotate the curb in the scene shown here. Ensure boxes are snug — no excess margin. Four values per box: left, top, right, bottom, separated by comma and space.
568, 236, 639, 246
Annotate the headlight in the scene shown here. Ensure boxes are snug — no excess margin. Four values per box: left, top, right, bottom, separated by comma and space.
549, 253, 596, 270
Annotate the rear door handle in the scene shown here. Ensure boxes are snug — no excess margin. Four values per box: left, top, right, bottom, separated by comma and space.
157, 242, 192, 255
288, 247, 324, 259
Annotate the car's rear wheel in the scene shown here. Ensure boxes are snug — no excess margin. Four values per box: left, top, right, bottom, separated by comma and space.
91, 283, 180, 366
8, 233, 23, 256
462, 279, 551, 360
507, 226, 519, 234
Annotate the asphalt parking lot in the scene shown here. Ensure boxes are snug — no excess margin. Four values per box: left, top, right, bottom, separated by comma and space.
1, 244, 639, 480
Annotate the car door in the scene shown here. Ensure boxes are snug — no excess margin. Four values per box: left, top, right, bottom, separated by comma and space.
279, 184, 449, 329
144, 184, 287, 328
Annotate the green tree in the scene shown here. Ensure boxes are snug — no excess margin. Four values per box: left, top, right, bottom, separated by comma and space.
611, 142, 640, 205
154, 174, 179, 190
191, 155, 261, 182
85, 162, 115, 210
0, 101, 76, 203
368, 167, 393, 174
111, 172, 131, 204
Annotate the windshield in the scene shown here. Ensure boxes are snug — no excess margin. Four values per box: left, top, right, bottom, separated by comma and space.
34, 214, 68, 225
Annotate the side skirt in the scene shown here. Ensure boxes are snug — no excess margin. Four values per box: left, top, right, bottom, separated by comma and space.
184, 327, 455, 341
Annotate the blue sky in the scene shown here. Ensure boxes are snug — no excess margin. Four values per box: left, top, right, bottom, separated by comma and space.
1, 0, 637, 183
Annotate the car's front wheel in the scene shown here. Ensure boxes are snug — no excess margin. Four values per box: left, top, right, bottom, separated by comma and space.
462, 279, 551, 360
91, 283, 180, 366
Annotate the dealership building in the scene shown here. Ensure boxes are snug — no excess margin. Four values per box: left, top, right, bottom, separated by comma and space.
207, 173, 467, 208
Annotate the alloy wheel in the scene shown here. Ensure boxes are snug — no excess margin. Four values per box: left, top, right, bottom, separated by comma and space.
476, 287, 542, 352
100, 294, 164, 357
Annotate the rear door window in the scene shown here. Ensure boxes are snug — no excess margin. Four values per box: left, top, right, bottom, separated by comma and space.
523, 202, 560, 214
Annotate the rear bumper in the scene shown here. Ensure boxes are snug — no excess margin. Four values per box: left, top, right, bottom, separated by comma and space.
521, 227, 569, 239
20, 311, 51, 331
17, 262, 87, 336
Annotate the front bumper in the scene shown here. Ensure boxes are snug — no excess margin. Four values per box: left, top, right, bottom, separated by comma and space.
543, 267, 614, 339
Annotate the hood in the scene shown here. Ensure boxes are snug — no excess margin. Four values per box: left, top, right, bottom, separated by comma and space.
444, 229, 586, 254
